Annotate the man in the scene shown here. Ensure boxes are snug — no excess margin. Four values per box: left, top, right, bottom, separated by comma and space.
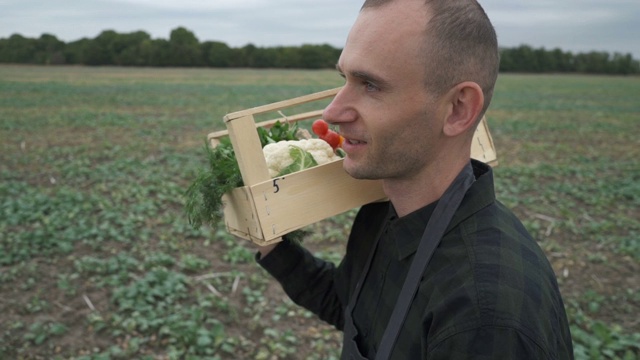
256, 0, 574, 358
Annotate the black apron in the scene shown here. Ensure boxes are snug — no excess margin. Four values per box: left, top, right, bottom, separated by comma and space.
341, 163, 476, 360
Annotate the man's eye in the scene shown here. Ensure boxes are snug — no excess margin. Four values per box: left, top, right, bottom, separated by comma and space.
364, 82, 379, 92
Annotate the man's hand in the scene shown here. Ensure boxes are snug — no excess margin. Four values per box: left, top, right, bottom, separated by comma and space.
257, 243, 278, 259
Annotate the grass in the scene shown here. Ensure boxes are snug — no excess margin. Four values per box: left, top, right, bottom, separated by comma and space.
1, 66, 639, 359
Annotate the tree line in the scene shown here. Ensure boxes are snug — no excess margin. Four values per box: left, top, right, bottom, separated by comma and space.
1, 27, 638, 74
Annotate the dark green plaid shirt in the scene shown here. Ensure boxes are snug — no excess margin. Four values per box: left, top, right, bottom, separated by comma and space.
259, 160, 574, 359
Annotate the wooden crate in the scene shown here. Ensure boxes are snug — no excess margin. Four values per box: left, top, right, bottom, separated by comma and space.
208, 87, 497, 246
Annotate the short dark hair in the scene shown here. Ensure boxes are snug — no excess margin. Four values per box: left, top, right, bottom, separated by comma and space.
361, 0, 500, 118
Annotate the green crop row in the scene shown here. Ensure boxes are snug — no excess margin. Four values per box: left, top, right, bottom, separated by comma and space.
0, 66, 637, 359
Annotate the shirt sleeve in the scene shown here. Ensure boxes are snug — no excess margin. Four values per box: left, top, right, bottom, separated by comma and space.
256, 202, 390, 333
257, 238, 347, 330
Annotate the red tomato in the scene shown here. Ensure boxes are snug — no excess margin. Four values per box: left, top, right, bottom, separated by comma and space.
312, 119, 329, 136
323, 130, 341, 150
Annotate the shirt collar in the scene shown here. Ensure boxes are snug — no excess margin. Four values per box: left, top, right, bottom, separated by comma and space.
389, 201, 438, 260
388, 159, 495, 260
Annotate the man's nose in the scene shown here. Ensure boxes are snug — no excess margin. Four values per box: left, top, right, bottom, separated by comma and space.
322, 87, 357, 125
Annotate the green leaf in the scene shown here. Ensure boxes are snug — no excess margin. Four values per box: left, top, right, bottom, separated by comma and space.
185, 120, 302, 230
258, 120, 300, 147
184, 137, 243, 229
197, 334, 212, 347
277, 145, 318, 176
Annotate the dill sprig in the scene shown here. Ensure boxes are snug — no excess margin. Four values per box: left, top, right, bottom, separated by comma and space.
184, 120, 309, 243
184, 137, 242, 229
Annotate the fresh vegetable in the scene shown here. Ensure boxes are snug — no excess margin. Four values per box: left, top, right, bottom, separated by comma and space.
263, 139, 340, 178
257, 120, 301, 145
311, 119, 329, 136
185, 137, 242, 229
185, 120, 299, 230
312, 119, 344, 151
184, 120, 340, 232
322, 131, 341, 150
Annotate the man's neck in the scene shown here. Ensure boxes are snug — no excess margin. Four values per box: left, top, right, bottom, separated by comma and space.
383, 156, 469, 218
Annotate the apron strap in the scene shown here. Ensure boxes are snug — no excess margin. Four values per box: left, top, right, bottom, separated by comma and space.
375, 162, 475, 360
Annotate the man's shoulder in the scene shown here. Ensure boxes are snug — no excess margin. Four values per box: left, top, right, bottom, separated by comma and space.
458, 200, 554, 284
429, 201, 573, 359
453, 199, 561, 311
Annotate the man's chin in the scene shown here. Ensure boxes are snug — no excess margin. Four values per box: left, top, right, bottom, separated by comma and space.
342, 160, 361, 179
343, 160, 376, 180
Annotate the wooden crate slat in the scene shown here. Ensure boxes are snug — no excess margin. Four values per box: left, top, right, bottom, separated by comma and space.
225, 114, 271, 186
208, 109, 325, 147
221, 186, 263, 240
248, 159, 386, 243
224, 87, 340, 121
471, 117, 498, 166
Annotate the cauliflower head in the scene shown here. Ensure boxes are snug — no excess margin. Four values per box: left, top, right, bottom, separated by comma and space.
263, 139, 340, 178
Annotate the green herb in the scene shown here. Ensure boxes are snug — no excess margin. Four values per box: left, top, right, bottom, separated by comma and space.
185, 120, 304, 230
257, 120, 300, 145
184, 137, 242, 229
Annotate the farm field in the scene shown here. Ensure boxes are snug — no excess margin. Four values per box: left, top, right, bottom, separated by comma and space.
1, 65, 639, 359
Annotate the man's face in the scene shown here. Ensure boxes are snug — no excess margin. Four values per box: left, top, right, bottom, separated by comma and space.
323, 0, 447, 181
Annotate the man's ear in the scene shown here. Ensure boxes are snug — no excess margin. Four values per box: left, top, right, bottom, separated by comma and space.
443, 82, 484, 137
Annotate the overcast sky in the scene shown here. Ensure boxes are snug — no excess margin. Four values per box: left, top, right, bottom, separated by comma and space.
2, 0, 639, 59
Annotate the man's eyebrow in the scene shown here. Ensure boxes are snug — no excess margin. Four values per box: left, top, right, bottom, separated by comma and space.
335, 64, 390, 88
